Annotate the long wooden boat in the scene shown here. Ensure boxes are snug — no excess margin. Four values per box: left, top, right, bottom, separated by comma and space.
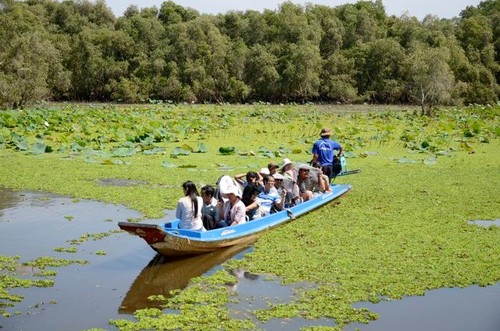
118, 183, 351, 257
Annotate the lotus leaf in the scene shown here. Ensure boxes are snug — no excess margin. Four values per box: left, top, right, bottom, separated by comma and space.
218, 146, 235, 155
111, 147, 136, 157
171, 147, 191, 158
343, 151, 357, 158
83, 158, 101, 164
193, 143, 208, 153
83, 150, 111, 158
181, 144, 194, 152
11, 133, 28, 151
143, 147, 166, 155
161, 161, 176, 168
30, 142, 47, 155
424, 157, 437, 165
397, 157, 417, 164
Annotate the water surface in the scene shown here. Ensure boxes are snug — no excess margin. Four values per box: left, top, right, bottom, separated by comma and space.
1, 188, 498, 331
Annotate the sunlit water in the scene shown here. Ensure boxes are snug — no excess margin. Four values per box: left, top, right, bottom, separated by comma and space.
0, 189, 498, 331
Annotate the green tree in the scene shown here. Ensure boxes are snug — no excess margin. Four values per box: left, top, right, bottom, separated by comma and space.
245, 44, 280, 101
358, 38, 406, 103
67, 27, 134, 100
405, 45, 455, 116
336, 0, 387, 48
320, 51, 358, 103
0, 33, 61, 107
158, 0, 198, 26
308, 5, 344, 58
0, 1, 69, 107
164, 16, 233, 102
278, 41, 322, 101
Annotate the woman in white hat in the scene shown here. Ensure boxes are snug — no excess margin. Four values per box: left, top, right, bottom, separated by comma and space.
281, 158, 300, 206
281, 158, 295, 179
216, 184, 247, 227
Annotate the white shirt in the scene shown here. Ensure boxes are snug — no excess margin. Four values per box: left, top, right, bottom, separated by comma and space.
176, 196, 205, 231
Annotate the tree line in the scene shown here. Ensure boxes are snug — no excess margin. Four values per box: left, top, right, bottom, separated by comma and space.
0, 0, 498, 111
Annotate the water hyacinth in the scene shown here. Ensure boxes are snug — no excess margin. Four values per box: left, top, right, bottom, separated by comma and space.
0, 104, 499, 328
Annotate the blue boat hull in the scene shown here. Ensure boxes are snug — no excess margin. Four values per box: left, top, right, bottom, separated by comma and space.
119, 183, 351, 256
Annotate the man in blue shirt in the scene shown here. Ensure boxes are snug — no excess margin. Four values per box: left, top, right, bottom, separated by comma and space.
257, 175, 285, 216
311, 128, 343, 181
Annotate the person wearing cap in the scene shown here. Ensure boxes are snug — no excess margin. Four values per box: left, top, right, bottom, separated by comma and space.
268, 162, 280, 176
273, 173, 292, 207
273, 173, 285, 192
280, 158, 300, 206
216, 184, 247, 228
281, 158, 296, 180
311, 128, 343, 181
296, 165, 326, 201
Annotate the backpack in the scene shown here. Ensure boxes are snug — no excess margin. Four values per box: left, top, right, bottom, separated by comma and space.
332, 155, 342, 176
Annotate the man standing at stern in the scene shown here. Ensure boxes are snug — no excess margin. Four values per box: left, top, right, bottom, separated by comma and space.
311, 128, 343, 181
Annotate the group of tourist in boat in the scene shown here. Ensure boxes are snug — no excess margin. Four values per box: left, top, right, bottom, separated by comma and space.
175, 128, 343, 231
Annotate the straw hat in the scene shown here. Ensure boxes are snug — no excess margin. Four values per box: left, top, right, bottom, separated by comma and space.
282, 158, 292, 168
268, 162, 279, 170
273, 173, 284, 180
320, 128, 332, 137
259, 167, 270, 175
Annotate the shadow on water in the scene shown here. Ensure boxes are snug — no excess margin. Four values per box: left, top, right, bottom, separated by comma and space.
0, 188, 21, 215
119, 243, 253, 313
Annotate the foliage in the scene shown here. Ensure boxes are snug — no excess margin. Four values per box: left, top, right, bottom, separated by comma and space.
109, 270, 256, 330
0, 103, 498, 328
0, 103, 498, 217
405, 45, 455, 116
0, 255, 87, 316
0, 0, 498, 107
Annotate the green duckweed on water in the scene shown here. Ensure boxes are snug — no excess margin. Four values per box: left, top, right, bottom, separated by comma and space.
1, 104, 499, 329
0, 256, 88, 317
109, 271, 256, 331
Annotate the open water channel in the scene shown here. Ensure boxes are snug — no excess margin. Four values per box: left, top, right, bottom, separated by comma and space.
0, 189, 499, 331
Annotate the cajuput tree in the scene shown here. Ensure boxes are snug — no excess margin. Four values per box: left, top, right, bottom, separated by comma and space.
405, 45, 455, 116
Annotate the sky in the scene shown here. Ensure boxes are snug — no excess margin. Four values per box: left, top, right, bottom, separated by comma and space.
105, 0, 484, 20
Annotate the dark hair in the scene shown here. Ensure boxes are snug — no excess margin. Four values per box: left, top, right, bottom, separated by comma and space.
262, 174, 272, 183
201, 185, 215, 197
242, 184, 261, 206
246, 171, 258, 182
182, 181, 199, 217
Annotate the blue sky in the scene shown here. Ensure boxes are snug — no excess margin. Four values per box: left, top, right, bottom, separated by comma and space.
106, 0, 483, 20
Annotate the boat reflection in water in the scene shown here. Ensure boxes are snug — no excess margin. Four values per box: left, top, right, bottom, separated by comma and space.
119, 243, 254, 313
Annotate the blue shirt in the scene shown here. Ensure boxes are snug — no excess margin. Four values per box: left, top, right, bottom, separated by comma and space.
257, 188, 281, 216
312, 138, 342, 166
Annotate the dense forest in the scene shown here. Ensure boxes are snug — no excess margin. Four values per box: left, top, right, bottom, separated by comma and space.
0, 0, 498, 110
